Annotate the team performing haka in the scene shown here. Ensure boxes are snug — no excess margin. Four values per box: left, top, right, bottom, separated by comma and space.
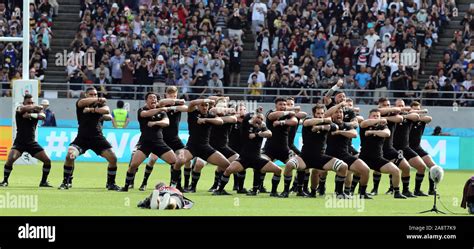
1, 94, 52, 187
4, 84, 443, 202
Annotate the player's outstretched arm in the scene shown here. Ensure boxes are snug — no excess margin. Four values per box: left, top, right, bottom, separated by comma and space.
209, 107, 236, 116
409, 109, 428, 114
403, 112, 420, 122
22, 111, 46, 120
333, 129, 357, 138
377, 107, 401, 115
258, 129, 272, 138
324, 101, 346, 118
303, 117, 332, 127
365, 128, 391, 138
78, 97, 106, 108
140, 107, 168, 117
220, 115, 238, 124
267, 111, 295, 121
420, 115, 432, 123
187, 99, 215, 112
17, 105, 43, 114
148, 118, 170, 128
384, 114, 403, 123
360, 118, 387, 128
158, 99, 186, 107
202, 116, 224, 125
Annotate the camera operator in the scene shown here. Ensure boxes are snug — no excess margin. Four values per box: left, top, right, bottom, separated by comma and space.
68, 68, 88, 98
372, 64, 389, 103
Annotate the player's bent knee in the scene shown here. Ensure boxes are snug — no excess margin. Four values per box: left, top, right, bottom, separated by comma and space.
286, 157, 299, 170
332, 159, 346, 172
68, 146, 80, 160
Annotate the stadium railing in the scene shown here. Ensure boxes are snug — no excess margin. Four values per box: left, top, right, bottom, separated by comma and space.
10, 82, 474, 106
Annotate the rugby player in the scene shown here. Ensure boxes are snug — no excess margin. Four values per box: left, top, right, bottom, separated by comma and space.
392, 99, 429, 196
359, 109, 407, 199
324, 92, 360, 196
213, 112, 282, 197
286, 98, 308, 193
370, 98, 417, 198
261, 97, 298, 194
131, 87, 204, 191
280, 104, 350, 198
119, 92, 178, 192
137, 182, 194, 210
1, 94, 52, 187
409, 101, 438, 195
326, 107, 372, 199
228, 103, 248, 193
206, 96, 240, 192
170, 98, 230, 194
59, 87, 120, 190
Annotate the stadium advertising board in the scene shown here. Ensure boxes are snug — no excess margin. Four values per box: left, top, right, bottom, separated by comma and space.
0, 127, 456, 169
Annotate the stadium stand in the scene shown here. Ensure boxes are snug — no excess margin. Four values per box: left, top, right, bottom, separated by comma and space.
2, 0, 473, 107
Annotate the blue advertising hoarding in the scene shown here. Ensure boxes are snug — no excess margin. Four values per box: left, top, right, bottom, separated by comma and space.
36, 127, 460, 169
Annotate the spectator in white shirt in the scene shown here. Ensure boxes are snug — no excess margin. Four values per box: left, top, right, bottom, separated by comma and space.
251, 0, 267, 36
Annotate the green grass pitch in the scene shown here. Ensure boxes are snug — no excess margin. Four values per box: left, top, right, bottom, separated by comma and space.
0, 161, 471, 216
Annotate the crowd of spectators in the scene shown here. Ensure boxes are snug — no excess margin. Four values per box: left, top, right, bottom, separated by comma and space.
0, 0, 59, 97
245, 0, 473, 106
66, 0, 251, 100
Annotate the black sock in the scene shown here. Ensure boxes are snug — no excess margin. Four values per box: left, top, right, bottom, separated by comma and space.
428, 172, 435, 191
271, 175, 281, 193
3, 164, 12, 182
41, 163, 51, 183
303, 172, 310, 190
389, 174, 393, 190
344, 186, 351, 194
211, 171, 220, 188
415, 173, 424, 192
372, 173, 381, 191
252, 170, 262, 192
402, 176, 410, 192
183, 168, 191, 188
319, 175, 326, 189
217, 174, 230, 191
283, 175, 292, 192
335, 175, 346, 194
296, 171, 305, 192
125, 171, 135, 188
233, 173, 239, 188
359, 185, 368, 195
191, 171, 201, 189
63, 165, 73, 184
291, 175, 298, 190
237, 171, 246, 190
394, 186, 400, 194
259, 173, 266, 189
351, 175, 360, 193
107, 166, 117, 185
142, 165, 153, 186
170, 169, 181, 186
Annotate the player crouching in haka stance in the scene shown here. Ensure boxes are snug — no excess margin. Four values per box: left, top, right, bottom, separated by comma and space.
59, 87, 120, 190
280, 104, 350, 199
409, 101, 439, 195
359, 109, 407, 199
128, 86, 200, 191
325, 107, 372, 199
1, 94, 52, 187
170, 98, 231, 194
138, 182, 194, 210
213, 112, 282, 196
119, 92, 178, 192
